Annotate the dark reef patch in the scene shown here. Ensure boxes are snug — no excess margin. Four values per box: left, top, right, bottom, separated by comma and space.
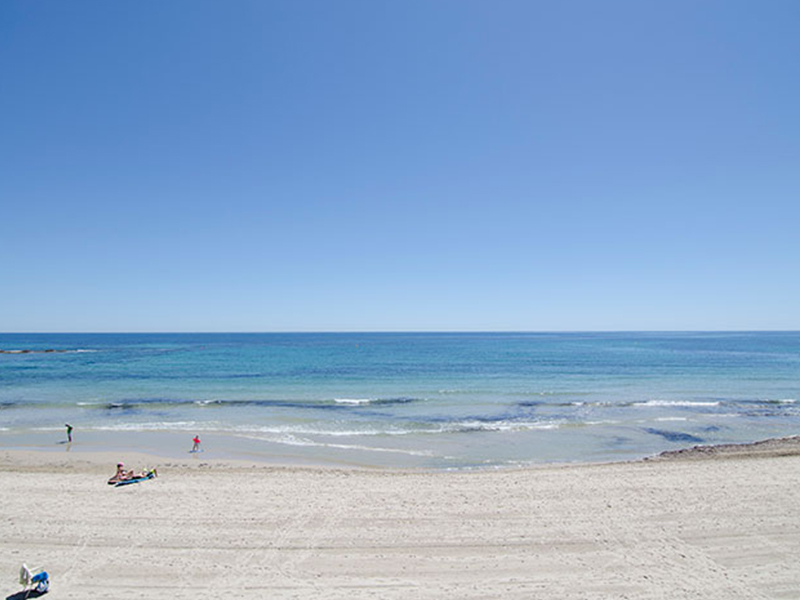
645, 428, 704, 443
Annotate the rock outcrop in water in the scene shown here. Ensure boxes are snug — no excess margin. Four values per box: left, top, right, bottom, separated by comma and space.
647, 435, 800, 461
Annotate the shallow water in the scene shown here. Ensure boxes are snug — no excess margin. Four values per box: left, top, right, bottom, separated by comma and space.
0, 332, 798, 467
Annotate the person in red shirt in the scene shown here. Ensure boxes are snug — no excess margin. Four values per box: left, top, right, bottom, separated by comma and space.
192, 435, 201, 452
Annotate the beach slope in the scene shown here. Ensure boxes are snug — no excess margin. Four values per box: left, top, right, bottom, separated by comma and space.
1, 440, 799, 599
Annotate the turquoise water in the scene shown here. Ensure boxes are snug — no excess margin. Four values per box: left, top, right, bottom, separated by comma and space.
0, 332, 798, 468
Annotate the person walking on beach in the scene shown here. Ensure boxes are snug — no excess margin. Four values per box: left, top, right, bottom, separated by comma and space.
65, 423, 73, 443
192, 435, 201, 452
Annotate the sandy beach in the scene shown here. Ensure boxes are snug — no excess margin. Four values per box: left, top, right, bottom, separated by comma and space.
2, 439, 800, 599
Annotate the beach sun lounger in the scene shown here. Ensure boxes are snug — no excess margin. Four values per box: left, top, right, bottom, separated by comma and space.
19, 563, 49, 594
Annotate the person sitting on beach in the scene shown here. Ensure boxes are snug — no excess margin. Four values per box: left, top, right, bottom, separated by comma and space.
108, 462, 128, 484
107, 462, 154, 484
108, 463, 158, 485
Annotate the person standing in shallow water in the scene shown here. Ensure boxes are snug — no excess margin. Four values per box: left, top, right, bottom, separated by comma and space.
65, 423, 73, 443
192, 435, 201, 452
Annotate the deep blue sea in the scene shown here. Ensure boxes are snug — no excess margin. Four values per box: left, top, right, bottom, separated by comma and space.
1, 332, 798, 468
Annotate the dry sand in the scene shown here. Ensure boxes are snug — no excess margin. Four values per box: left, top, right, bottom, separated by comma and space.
2, 439, 800, 599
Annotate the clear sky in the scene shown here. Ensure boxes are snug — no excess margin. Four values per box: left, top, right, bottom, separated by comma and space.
1, 1, 798, 332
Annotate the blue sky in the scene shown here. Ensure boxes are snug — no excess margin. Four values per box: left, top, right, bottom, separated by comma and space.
1, 1, 798, 332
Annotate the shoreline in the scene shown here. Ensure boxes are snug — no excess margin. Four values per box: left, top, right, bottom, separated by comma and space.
2, 433, 800, 474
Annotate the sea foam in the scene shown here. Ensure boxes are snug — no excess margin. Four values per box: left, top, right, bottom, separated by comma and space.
634, 400, 721, 407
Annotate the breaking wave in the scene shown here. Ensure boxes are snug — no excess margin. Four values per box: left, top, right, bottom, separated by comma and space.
634, 400, 721, 407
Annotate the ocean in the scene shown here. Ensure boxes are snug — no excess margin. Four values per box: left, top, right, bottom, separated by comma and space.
0, 332, 798, 468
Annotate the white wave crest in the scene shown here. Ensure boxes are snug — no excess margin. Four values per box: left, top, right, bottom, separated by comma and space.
232, 432, 436, 457
92, 421, 212, 432
634, 400, 720, 407
333, 398, 373, 405
438, 419, 564, 433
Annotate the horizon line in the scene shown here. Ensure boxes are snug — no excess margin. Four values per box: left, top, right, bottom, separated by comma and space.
1, 329, 799, 335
